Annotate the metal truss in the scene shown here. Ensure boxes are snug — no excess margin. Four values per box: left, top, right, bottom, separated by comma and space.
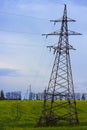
38, 4, 81, 126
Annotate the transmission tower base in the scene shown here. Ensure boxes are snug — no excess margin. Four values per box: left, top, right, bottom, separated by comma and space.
38, 100, 79, 127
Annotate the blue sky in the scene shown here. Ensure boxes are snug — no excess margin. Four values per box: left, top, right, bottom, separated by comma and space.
0, 0, 87, 97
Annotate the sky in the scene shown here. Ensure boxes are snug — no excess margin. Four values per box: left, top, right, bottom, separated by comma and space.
0, 0, 87, 98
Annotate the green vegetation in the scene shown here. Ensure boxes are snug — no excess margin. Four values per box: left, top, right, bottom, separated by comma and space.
0, 100, 87, 130
0, 90, 5, 100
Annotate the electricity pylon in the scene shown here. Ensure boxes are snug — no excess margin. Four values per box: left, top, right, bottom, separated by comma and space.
38, 4, 81, 126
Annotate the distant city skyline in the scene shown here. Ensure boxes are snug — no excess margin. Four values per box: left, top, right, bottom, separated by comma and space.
0, 0, 87, 95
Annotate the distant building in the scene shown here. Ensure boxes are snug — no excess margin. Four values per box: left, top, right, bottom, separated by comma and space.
6, 91, 21, 100
24, 92, 44, 100
36, 92, 44, 100
23, 91, 87, 100
75, 93, 81, 100
82, 93, 87, 100
29, 92, 35, 100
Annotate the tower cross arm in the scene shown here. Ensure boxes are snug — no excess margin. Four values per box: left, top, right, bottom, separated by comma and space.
47, 44, 76, 52
42, 30, 82, 38
50, 17, 76, 24
42, 32, 61, 38
68, 30, 82, 35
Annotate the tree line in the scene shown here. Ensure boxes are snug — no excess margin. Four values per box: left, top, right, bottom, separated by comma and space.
0, 90, 5, 100
0, 89, 86, 100
0, 90, 21, 100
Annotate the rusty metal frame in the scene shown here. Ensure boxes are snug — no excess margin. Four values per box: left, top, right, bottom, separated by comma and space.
38, 4, 81, 126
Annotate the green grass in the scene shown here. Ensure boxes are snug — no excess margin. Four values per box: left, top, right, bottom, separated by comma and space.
0, 100, 87, 130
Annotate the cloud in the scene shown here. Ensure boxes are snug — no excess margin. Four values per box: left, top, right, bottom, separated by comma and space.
0, 68, 20, 77
71, 0, 87, 6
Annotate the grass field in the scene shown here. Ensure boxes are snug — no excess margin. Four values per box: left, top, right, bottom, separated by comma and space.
0, 100, 87, 130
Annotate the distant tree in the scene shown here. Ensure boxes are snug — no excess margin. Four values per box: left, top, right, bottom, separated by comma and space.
60, 95, 62, 100
36, 94, 39, 100
0, 90, 5, 100
81, 94, 85, 100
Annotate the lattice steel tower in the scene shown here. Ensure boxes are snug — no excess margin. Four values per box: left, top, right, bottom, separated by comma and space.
38, 5, 81, 126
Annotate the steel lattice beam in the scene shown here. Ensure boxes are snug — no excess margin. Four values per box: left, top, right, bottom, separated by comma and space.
38, 4, 81, 126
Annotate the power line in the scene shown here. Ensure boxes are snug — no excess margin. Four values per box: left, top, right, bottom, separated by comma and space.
0, 11, 48, 21
0, 28, 41, 35
0, 41, 44, 47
